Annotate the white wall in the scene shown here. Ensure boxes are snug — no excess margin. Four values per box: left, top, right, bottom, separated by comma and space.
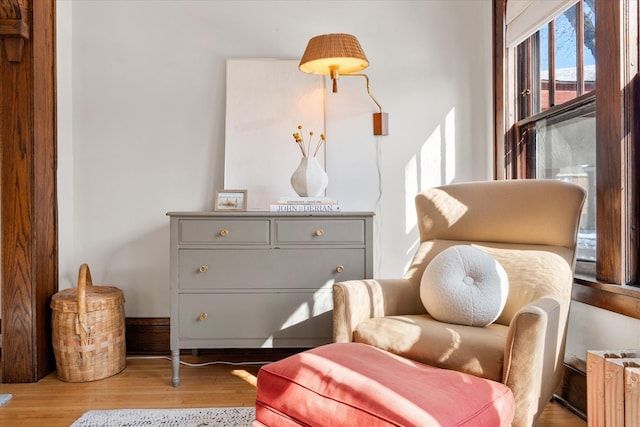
566, 302, 640, 362
57, 0, 493, 316
55, 0, 640, 368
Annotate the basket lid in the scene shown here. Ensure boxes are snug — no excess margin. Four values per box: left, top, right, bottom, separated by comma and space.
51, 285, 124, 312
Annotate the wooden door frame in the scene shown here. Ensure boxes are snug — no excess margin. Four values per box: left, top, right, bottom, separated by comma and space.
0, 0, 58, 382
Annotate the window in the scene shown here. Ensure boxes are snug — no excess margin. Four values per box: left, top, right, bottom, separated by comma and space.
517, 99, 596, 261
517, 1, 596, 117
513, 0, 596, 266
495, 0, 640, 293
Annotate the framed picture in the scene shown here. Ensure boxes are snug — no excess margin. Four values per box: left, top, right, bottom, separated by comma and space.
214, 189, 248, 211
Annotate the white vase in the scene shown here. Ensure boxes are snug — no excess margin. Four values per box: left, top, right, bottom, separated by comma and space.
290, 156, 329, 197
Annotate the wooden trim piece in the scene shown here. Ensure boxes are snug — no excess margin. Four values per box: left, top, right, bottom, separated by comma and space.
623, 0, 639, 285
0, 0, 29, 38
3, 37, 23, 62
555, 362, 587, 421
33, 0, 58, 383
572, 279, 640, 320
0, 18, 29, 38
548, 20, 556, 107
597, 0, 622, 281
515, 92, 595, 127
0, 0, 30, 63
516, 41, 533, 120
592, 0, 640, 285
126, 318, 171, 355
576, 0, 584, 96
0, 0, 58, 383
493, 0, 507, 179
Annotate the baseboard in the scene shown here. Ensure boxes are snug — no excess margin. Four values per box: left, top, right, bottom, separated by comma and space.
0, 317, 167, 356
555, 361, 587, 420
125, 317, 170, 355
3, 316, 195, 356
124, 317, 306, 362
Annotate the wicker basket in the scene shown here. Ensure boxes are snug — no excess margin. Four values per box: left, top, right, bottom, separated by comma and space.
51, 264, 126, 382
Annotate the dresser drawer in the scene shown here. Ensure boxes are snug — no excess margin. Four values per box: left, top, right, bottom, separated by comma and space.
179, 219, 270, 244
178, 292, 333, 346
275, 219, 365, 244
178, 248, 365, 290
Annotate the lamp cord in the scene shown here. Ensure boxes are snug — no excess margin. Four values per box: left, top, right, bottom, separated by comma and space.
374, 134, 384, 275
125, 355, 271, 367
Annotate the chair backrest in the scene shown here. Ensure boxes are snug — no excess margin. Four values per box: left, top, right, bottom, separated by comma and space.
415, 179, 585, 249
408, 179, 586, 326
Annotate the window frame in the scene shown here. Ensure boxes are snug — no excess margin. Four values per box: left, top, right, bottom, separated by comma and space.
515, 92, 595, 180
493, 0, 640, 320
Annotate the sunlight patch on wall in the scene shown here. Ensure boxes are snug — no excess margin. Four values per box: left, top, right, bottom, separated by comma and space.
445, 108, 456, 184
405, 155, 418, 233
406, 108, 457, 237
421, 125, 441, 191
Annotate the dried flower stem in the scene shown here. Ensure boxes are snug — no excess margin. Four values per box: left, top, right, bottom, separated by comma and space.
295, 138, 306, 157
291, 125, 326, 158
307, 131, 314, 157
313, 134, 326, 157
292, 126, 307, 157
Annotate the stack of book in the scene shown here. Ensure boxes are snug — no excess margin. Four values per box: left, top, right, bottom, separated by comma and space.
269, 197, 341, 212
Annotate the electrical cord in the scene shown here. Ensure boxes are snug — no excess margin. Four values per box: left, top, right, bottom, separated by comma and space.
374, 134, 384, 275
125, 355, 272, 367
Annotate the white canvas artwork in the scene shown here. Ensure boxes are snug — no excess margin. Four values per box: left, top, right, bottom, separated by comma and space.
224, 59, 326, 210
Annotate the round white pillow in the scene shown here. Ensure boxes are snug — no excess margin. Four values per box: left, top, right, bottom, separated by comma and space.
420, 245, 509, 327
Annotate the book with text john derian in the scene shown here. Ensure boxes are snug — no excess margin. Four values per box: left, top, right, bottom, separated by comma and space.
269, 203, 341, 212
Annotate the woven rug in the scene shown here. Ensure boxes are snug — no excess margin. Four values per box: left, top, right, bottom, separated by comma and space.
70, 406, 255, 427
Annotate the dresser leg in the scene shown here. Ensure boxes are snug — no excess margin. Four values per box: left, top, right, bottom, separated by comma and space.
171, 349, 180, 387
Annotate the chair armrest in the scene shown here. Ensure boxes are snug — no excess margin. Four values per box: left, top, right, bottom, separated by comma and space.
502, 297, 564, 427
332, 278, 425, 343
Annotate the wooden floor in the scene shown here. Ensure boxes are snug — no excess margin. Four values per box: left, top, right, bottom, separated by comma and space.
0, 355, 586, 426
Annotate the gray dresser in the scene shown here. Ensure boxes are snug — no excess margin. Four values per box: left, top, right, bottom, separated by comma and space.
167, 211, 374, 386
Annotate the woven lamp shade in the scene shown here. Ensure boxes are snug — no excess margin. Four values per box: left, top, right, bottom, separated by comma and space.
299, 33, 369, 75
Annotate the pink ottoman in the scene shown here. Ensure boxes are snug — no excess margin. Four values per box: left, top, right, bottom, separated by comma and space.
254, 342, 515, 427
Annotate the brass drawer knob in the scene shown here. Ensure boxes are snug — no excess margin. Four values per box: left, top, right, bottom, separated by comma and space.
315, 228, 324, 237
336, 265, 344, 273
220, 229, 229, 237
199, 313, 208, 321
199, 265, 208, 273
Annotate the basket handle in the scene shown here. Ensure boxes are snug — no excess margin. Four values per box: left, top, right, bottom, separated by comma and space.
75, 264, 95, 348
77, 263, 94, 321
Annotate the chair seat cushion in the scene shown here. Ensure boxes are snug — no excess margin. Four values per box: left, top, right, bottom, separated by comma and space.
254, 342, 515, 427
353, 314, 507, 382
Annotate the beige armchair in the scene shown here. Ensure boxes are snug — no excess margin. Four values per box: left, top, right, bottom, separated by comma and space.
333, 180, 585, 427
